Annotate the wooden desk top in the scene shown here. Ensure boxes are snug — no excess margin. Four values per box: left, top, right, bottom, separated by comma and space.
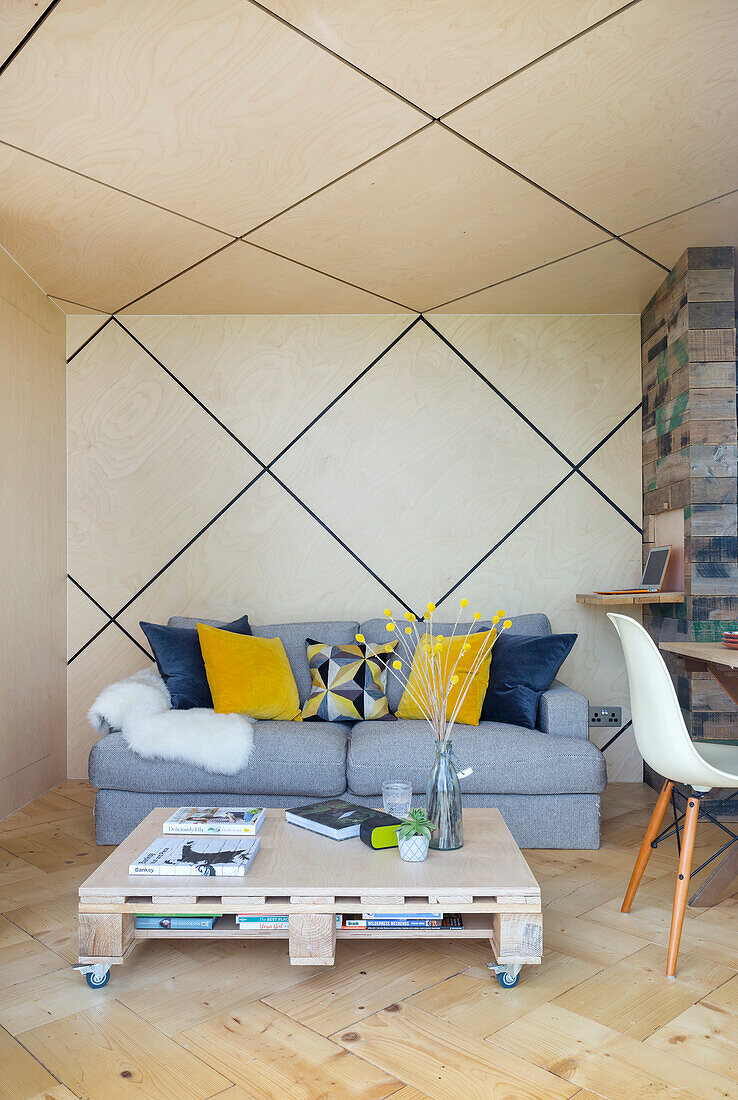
577, 592, 684, 607
79, 808, 540, 901
659, 641, 738, 670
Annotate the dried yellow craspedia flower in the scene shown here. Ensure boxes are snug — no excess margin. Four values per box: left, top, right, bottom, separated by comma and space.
404, 626, 412, 635
460, 598, 469, 608
384, 608, 392, 618
503, 619, 512, 629
426, 602, 436, 613
437, 634, 444, 642
463, 643, 471, 653
451, 675, 459, 685
355, 633, 365, 643
386, 622, 395, 632
473, 611, 482, 621
497, 609, 505, 618
404, 611, 415, 621
392, 660, 402, 669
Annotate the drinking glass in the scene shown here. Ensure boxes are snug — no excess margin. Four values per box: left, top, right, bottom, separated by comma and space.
382, 781, 412, 819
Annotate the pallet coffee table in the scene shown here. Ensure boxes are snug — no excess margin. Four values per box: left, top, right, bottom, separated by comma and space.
77, 807, 542, 989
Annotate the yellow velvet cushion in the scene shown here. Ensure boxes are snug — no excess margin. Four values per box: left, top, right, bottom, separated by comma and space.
396, 629, 496, 726
197, 624, 301, 720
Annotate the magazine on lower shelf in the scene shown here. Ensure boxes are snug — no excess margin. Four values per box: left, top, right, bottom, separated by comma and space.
236, 913, 342, 929
129, 836, 260, 876
163, 806, 265, 836
135, 915, 217, 930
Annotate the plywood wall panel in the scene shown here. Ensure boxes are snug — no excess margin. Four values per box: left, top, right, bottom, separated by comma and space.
68, 312, 644, 780
580, 412, 643, 525
66, 315, 110, 360
67, 580, 109, 660
624, 192, 738, 271
0, 248, 65, 815
121, 314, 411, 462
0, 0, 423, 235
447, 0, 738, 234
116, 476, 398, 645
67, 322, 260, 612
273, 321, 572, 610
248, 126, 606, 312
429, 314, 641, 460
68, 629, 151, 778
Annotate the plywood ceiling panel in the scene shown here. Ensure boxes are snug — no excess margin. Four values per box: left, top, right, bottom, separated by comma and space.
122, 314, 411, 463
429, 240, 665, 315
117, 240, 411, 314
266, 0, 624, 116
249, 125, 607, 312
0, 144, 227, 313
0, 0, 423, 235
272, 321, 571, 609
623, 191, 738, 270
447, 0, 738, 234
428, 314, 641, 460
0, 1, 48, 67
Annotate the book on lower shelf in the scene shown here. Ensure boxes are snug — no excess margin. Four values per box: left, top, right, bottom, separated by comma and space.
135, 915, 217, 930
236, 913, 342, 929
284, 798, 396, 840
129, 836, 261, 876
163, 806, 265, 836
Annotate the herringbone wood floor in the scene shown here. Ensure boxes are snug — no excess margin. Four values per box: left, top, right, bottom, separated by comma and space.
0, 782, 736, 1100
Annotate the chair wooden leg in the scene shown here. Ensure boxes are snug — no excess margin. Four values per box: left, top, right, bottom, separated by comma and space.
621, 779, 674, 913
666, 795, 699, 977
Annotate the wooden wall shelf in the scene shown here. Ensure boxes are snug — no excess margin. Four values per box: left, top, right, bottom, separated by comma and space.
576, 592, 685, 607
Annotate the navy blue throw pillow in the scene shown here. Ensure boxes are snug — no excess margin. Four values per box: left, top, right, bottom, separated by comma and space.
140, 614, 252, 710
482, 632, 577, 729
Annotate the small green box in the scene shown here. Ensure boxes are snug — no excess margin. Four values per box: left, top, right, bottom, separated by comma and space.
359, 815, 401, 849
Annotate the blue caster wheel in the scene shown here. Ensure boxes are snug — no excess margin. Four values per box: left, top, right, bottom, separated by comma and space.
85, 969, 110, 988
496, 969, 520, 988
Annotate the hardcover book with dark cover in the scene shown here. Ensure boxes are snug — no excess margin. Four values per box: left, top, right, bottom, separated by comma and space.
285, 798, 398, 840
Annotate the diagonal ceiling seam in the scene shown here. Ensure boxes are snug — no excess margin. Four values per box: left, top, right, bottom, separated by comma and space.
0, 0, 61, 77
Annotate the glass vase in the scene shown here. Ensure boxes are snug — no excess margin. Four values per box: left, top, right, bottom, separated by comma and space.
426, 738, 463, 850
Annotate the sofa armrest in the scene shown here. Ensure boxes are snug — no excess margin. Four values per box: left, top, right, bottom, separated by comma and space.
537, 680, 589, 739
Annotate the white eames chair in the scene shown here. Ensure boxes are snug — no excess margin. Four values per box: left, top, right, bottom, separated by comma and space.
608, 613, 738, 975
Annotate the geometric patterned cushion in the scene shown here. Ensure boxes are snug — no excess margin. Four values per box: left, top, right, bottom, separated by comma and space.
301, 638, 398, 723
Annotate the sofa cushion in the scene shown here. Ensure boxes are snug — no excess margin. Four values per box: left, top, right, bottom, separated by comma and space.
346, 719, 606, 796
482, 631, 577, 728
89, 723, 349, 797
169, 618, 359, 705
360, 613, 551, 711
142, 614, 252, 710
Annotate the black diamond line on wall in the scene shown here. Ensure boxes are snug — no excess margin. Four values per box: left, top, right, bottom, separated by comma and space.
67, 574, 154, 665
67, 314, 642, 662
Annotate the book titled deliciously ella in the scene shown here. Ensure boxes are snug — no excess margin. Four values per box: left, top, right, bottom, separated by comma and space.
163, 806, 265, 836
285, 798, 395, 840
129, 837, 260, 877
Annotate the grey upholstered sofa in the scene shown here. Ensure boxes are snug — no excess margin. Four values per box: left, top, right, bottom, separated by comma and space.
89, 613, 606, 847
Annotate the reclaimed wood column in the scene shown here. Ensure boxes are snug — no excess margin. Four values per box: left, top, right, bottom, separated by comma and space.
641, 246, 737, 803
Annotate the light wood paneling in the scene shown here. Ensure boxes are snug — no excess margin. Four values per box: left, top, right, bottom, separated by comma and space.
115, 475, 400, 644
20, 1002, 231, 1100
268, 0, 623, 116
580, 408, 642, 523
249, 125, 606, 312
430, 240, 665, 314
0, 144, 228, 314
0, 2, 49, 68
448, 0, 738, 233
67, 321, 260, 612
118, 240, 411, 314
0, 0, 423, 235
65, 315, 109, 359
624, 191, 738, 270
67, 628, 150, 779
121, 314, 411, 461
273, 319, 572, 609
0, 247, 65, 818
67, 580, 108, 659
429, 314, 641, 460
448, 476, 642, 779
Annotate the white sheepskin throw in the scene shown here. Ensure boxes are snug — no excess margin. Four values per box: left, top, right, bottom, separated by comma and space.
88, 669, 254, 775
